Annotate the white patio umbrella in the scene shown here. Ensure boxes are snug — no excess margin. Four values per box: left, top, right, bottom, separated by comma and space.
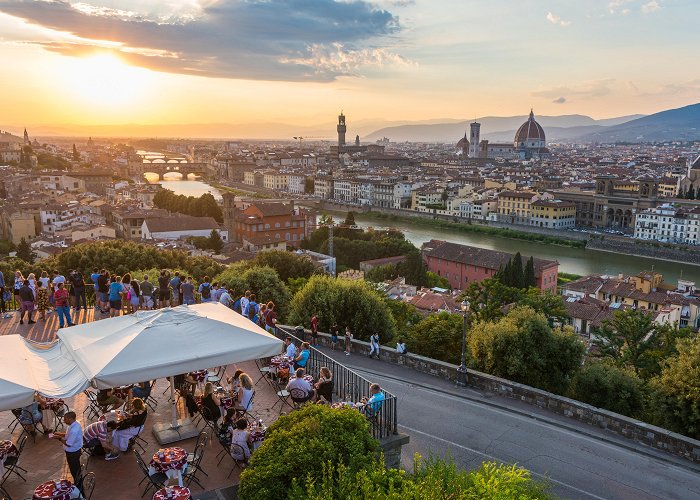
0, 336, 89, 411
57, 303, 283, 428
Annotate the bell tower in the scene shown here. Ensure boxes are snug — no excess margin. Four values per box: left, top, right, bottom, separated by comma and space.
469, 122, 480, 158
222, 192, 236, 243
337, 112, 346, 147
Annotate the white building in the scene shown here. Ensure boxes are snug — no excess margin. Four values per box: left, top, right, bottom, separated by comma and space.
313, 177, 333, 200
287, 174, 306, 194
393, 182, 413, 209
333, 179, 354, 203
141, 216, 228, 241
634, 203, 700, 245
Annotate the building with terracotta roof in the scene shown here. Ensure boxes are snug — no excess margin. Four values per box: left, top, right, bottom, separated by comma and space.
530, 199, 576, 229
141, 215, 227, 241
421, 240, 559, 293
231, 202, 308, 247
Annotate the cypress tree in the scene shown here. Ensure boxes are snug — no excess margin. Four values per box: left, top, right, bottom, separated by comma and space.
524, 256, 536, 288
511, 252, 525, 289
502, 259, 513, 287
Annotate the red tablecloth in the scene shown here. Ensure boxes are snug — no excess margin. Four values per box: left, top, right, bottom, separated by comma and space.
0, 440, 18, 466
33, 479, 72, 500
220, 395, 236, 410
247, 425, 266, 444
99, 409, 125, 423
153, 486, 192, 500
150, 447, 187, 474
269, 356, 292, 367
189, 370, 208, 383
112, 385, 133, 400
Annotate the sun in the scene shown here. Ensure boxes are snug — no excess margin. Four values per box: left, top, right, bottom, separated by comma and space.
62, 53, 154, 107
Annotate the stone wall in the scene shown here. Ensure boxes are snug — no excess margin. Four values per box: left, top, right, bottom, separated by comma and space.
287, 327, 700, 464
587, 237, 700, 265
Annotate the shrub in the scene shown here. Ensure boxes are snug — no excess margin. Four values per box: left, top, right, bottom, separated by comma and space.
215, 265, 291, 319
238, 405, 380, 500
287, 275, 396, 342
407, 311, 465, 364
568, 362, 645, 418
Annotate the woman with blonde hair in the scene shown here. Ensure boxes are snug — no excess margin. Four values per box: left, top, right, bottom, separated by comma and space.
107, 397, 148, 459
235, 373, 254, 414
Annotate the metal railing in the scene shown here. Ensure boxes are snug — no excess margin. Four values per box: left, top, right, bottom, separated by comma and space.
275, 325, 398, 440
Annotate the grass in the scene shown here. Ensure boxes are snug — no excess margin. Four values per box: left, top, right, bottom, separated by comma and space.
208, 180, 269, 199
359, 211, 587, 249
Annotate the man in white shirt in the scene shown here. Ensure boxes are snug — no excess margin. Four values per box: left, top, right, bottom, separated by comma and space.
284, 337, 296, 359
240, 290, 250, 315
219, 286, 232, 308
53, 411, 83, 486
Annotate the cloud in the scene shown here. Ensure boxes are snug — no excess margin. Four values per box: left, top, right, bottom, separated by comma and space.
641, 1, 661, 14
608, 0, 663, 15
0, 0, 408, 82
546, 12, 571, 27
532, 79, 616, 101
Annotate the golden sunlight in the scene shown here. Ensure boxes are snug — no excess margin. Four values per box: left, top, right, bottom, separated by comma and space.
61, 53, 154, 107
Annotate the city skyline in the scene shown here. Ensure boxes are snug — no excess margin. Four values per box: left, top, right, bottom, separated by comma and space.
0, 0, 698, 130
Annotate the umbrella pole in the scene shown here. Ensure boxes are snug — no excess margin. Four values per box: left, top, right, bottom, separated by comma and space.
170, 376, 179, 429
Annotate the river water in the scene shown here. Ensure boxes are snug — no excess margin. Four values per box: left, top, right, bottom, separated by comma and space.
347, 215, 699, 284
143, 174, 222, 200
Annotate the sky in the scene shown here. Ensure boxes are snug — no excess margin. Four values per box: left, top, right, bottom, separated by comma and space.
0, 0, 698, 132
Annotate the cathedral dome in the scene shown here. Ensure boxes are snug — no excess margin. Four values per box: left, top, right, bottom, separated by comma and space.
514, 110, 546, 146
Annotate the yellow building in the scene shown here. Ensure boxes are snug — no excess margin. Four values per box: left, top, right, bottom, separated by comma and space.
530, 199, 576, 229
263, 172, 288, 191
7, 212, 36, 244
659, 178, 679, 198
496, 190, 537, 223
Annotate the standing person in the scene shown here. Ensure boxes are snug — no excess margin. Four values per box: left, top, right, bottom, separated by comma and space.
36, 279, 49, 321
27, 272, 37, 294
170, 272, 182, 306
310, 313, 319, 347
369, 333, 380, 359
97, 269, 110, 314
128, 277, 140, 314
0, 269, 5, 315
108, 275, 124, 318
52, 269, 66, 287
54, 282, 74, 328
38, 271, 50, 290
158, 270, 170, 308
219, 285, 232, 308
265, 302, 277, 334
70, 269, 87, 311
244, 293, 258, 323
198, 276, 212, 303
210, 282, 222, 302
180, 277, 195, 305
240, 290, 250, 315
140, 274, 154, 310
344, 326, 352, 355
52, 411, 82, 488
90, 268, 101, 310
17, 280, 36, 325
13, 270, 24, 303
329, 323, 339, 351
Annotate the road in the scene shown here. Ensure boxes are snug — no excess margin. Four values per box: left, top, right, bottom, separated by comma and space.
318, 348, 700, 500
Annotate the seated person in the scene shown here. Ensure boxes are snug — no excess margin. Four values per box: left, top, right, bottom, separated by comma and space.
283, 337, 296, 359
363, 383, 385, 418
96, 388, 124, 412
201, 382, 223, 421
286, 368, 314, 403
218, 408, 236, 446
293, 342, 311, 370
15, 399, 50, 436
83, 420, 118, 457
131, 381, 152, 400
228, 418, 251, 461
226, 369, 244, 391
108, 398, 148, 459
396, 339, 407, 355
314, 367, 334, 403
234, 374, 254, 414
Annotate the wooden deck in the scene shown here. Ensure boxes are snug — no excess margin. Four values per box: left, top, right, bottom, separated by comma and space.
0, 308, 103, 343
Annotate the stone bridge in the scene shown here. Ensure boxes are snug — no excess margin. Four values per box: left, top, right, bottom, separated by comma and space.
127, 161, 210, 180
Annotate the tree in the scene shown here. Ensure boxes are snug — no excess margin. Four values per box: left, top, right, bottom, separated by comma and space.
591, 308, 687, 379
365, 264, 399, 283
208, 229, 224, 254
650, 336, 700, 439
216, 265, 291, 319
0, 239, 16, 256
469, 306, 585, 393
396, 248, 427, 287
511, 252, 525, 289
524, 256, 536, 288
501, 259, 513, 287
384, 299, 422, 342
424, 271, 450, 290
238, 405, 380, 500
304, 177, 314, 194
461, 278, 520, 323
407, 311, 464, 364
72, 144, 79, 161
287, 275, 397, 342
517, 288, 569, 323
249, 250, 319, 282
15, 237, 35, 264
319, 213, 334, 226
344, 211, 356, 226
568, 362, 645, 418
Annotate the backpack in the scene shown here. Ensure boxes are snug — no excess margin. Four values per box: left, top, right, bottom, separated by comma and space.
232, 297, 241, 313
201, 284, 211, 299
218, 426, 231, 446
72, 273, 85, 288
246, 302, 257, 320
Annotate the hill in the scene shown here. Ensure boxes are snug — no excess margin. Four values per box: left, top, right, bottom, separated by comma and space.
0, 130, 22, 143
581, 103, 700, 142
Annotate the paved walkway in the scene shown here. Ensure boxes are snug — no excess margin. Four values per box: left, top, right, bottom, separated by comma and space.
316, 345, 700, 500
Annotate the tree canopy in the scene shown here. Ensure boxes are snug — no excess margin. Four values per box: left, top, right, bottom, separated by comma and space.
407, 311, 465, 364
568, 361, 645, 418
153, 190, 223, 223
215, 265, 291, 319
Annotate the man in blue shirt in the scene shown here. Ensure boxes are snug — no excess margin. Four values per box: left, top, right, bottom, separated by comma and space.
109, 276, 124, 318
365, 383, 385, 417
53, 411, 83, 487
0, 269, 5, 314
293, 342, 310, 370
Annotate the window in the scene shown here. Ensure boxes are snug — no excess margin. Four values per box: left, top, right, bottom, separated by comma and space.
258, 224, 263, 231
275, 222, 281, 228
285, 221, 290, 227
285, 233, 290, 240
265, 224, 270, 229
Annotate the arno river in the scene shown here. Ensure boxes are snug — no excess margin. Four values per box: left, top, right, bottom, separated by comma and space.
348, 214, 699, 284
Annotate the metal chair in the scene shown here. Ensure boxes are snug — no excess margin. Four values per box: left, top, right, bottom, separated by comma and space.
133, 450, 167, 498
82, 391, 102, 421
272, 380, 293, 413
50, 402, 69, 431
183, 437, 206, 490
226, 443, 249, 478
82, 471, 96, 500
129, 425, 147, 453
186, 431, 209, 478
289, 388, 314, 409
207, 366, 226, 386
1, 435, 28, 486
254, 359, 273, 384
199, 406, 219, 438
0, 485, 11, 500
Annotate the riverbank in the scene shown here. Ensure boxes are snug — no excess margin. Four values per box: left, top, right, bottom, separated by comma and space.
587, 238, 700, 268
359, 210, 588, 249
207, 179, 268, 199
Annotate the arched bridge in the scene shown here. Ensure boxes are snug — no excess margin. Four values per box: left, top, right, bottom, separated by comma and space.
128, 161, 210, 180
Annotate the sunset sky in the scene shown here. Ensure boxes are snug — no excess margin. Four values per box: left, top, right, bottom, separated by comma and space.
0, 0, 698, 132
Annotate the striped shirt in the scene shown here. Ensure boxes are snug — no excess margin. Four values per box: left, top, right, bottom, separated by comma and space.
83, 421, 108, 443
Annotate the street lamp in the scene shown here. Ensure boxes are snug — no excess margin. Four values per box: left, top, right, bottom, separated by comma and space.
456, 299, 470, 387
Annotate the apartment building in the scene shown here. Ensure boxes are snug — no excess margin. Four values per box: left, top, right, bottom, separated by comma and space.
634, 203, 700, 244
529, 199, 576, 229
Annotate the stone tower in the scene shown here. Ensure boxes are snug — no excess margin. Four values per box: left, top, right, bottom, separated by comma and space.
337, 112, 346, 147
469, 121, 480, 158
222, 192, 236, 243
23, 128, 29, 146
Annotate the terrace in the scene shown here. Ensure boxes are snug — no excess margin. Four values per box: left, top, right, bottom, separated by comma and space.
0, 309, 397, 499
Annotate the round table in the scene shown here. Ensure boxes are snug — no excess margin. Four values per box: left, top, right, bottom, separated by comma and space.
149, 448, 188, 487
112, 385, 133, 400
41, 398, 65, 412
99, 409, 125, 423
33, 479, 72, 500
220, 394, 237, 410
0, 440, 17, 467
153, 486, 192, 500
247, 424, 266, 450
188, 370, 208, 383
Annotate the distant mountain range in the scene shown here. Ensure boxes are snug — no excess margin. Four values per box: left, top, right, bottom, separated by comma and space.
3, 102, 698, 143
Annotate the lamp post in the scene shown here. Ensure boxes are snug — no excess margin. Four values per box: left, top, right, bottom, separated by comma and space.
456, 299, 470, 387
